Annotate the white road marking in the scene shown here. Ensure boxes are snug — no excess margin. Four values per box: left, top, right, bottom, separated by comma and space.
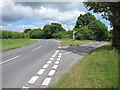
59, 54, 62, 56
0, 55, 21, 65
57, 58, 61, 61
22, 86, 29, 88
37, 69, 45, 75
28, 76, 39, 84
63, 52, 71, 55
32, 46, 43, 51
58, 47, 61, 49
42, 78, 51, 86
52, 65, 58, 69
55, 61, 59, 64
48, 70, 56, 76
50, 58, 54, 60
43, 64, 49, 68
55, 50, 59, 54
58, 55, 62, 58
52, 54, 56, 57
47, 61, 52, 64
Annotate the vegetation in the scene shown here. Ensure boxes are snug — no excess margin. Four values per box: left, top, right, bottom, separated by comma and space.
0, 39, 38, 51
1, 30, 29, 39
84, 2, 120, 50
59, 39, 91, 46
53, 45, 118, 88
75, 12, 109, 41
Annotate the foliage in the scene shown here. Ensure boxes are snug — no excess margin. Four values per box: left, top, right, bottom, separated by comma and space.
53, 45, 118, 88
43, 23, 66, 39
88, 20, 108, 41
1, 30, 29, 39
75, 26, 94, 40
23, 29, 32, 33
29, 29, 44, 39
84, 2, 120, 50
75, 12, 96, 28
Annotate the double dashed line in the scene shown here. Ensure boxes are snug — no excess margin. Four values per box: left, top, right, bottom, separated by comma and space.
22, 48, 62, 88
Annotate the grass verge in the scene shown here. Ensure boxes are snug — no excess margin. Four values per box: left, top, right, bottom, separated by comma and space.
51, 38, 92, 46
0, 39, 38, 51
53, 45, 118, 88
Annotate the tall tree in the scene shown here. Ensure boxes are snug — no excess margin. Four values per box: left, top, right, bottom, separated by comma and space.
43, 23, 65, 39
75, 12, 96, 28
84, 2, 120, 50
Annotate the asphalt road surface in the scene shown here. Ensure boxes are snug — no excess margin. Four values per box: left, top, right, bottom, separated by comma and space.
0, 40, 108, 89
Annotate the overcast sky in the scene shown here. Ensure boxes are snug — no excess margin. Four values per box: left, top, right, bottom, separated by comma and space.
0, 0, 112, 32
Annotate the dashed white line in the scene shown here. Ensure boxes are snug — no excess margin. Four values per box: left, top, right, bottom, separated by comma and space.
52, 54, 56, 57
42, 78, 51, 86
22, 86, 29, 89
57, 58, 61, 61
52, 65, 58, 69
58, 47, 61, 49
48, 70, 56, 76
28, 76, 39, 84
58, 55, 62, 58
0, 55, 21, 65
43, 64, 49, 68
50, 58, 54, 60
32, 46, 43, 51
55, 61, 59, 64
55, 50, 59, 54
47, 61, 52, 64
59, 54, 62, 56
37, 69, 45, 75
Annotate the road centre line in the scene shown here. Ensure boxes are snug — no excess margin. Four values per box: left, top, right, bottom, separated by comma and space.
57, 58, 61, 61
55, 61, 59, 64
28, 76, 39, 84
37, 69, 45, 75
50, 58, 54, 60
55, 50, 59, 54
42, 78, 51, 86
47, 61, 52, 64
43, 64, 49, 68
52, 65, 58, 69
22, 86, 29, 89
48, 70, 56, 76
0, 55, 21, 65
52, 54, 56, 57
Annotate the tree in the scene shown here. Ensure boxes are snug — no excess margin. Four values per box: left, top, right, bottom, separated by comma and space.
88, 20, 108, 41
30, 29, 44, 39
75, 26, 94, 40
23, 29, 32, 33
43, 23, 65, 39
75, 12, 96, 28
84, 2, 120, 50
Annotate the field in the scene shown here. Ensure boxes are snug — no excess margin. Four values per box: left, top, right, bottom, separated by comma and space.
0, 39, 38, 51
53, 45, 118, 88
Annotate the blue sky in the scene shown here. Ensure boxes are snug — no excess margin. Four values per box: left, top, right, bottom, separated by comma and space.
0, 0, 112, 32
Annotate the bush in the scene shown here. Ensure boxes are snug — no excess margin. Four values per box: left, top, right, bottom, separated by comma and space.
1, 30, 29, 39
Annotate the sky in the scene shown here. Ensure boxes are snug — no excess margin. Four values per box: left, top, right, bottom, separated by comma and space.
0, 0, 112, 32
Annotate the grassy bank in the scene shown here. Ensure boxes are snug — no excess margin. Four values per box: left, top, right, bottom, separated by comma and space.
52, 38, 91, 46
0, 39, 38, 51
53, 45, 118, 88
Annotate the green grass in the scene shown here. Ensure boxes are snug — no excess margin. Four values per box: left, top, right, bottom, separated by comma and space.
53, 45, 118, 88
51, 38, 91, 46
0, 39, 38, 51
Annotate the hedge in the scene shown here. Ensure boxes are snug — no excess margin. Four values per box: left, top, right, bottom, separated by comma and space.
0, 30, 30, 39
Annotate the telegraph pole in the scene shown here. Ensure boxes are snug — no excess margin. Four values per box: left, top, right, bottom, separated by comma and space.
73, 30, 75, 41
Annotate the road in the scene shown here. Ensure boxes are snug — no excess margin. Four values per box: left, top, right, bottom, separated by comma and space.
0, 40, 108, 89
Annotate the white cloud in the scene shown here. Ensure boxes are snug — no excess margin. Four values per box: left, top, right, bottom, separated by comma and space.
1, 24, 39, 32
63, 24, 74, 30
